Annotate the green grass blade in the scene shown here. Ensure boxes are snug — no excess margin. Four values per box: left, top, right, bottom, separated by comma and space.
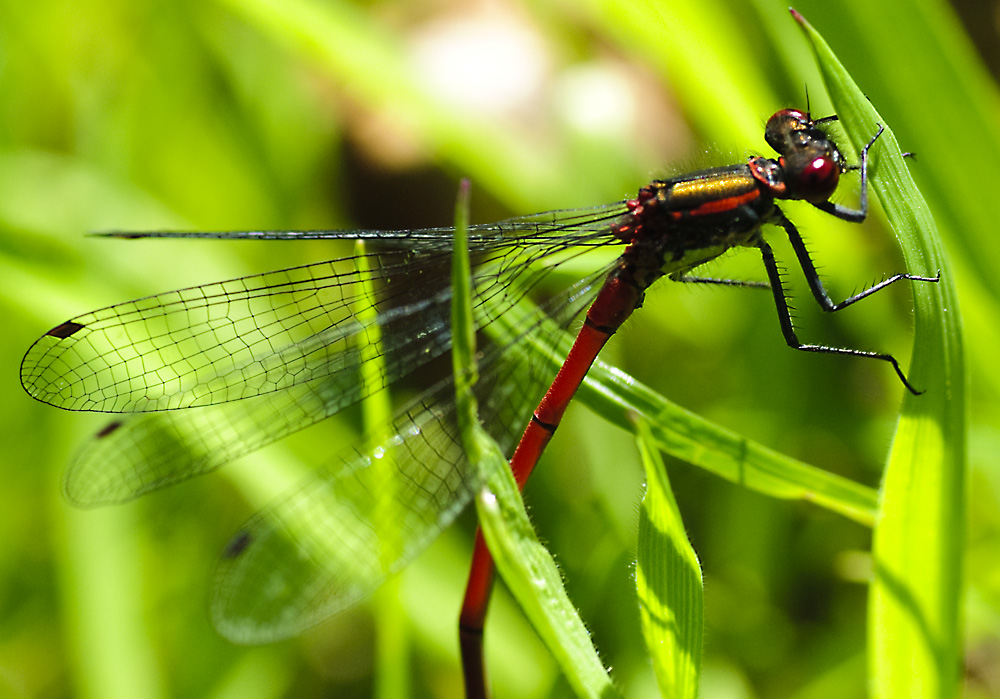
451, 179, 478, 444
488, 304, 879, 526
450, 183, 619, 698
579, 358, 880, 525
793, 10, 968, 698
354, 243, 411, 699
635, 422, 703, 699
473, 445, 621, 699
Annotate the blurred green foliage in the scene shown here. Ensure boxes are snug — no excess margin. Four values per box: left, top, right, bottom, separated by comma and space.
1, 0, 997, 697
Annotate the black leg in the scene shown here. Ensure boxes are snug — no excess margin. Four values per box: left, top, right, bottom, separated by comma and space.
672, 274, 770, 289
756, 238, 926, 395
772, 208, 939, 313
811, 124, 884, 223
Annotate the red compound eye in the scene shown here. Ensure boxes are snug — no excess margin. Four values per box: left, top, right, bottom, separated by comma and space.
792, 155, 839, 201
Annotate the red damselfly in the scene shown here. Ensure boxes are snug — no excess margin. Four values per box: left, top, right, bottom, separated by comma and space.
21, 108, 937, 696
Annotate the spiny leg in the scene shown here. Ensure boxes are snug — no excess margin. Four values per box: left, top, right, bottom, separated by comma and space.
756, 238, 927, 394
772, 209, 939, 313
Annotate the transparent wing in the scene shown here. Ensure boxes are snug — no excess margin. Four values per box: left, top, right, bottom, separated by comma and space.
211, 276, 602, 641
21, 206, 623, 414
32, 207, 624, 505
21, 203, 624, 639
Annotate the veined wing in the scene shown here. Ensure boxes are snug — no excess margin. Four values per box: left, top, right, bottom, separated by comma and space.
31, 207, 623, 504
210, 267, 607, 642
21, 205, 624, 414
71, 265, 609, 640
23, 203, 624, 638
60, 258, 611, 506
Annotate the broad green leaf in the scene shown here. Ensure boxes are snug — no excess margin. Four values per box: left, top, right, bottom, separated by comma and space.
635, 422, 703, 699
794, 10, 968, 698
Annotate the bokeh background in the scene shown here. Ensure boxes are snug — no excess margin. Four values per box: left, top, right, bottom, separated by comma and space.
1, 0, 998, 697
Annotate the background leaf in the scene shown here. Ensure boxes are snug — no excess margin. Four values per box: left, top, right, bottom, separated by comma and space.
793, 11, 968, 698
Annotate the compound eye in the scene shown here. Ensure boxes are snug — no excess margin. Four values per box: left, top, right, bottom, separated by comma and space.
793, 155, 839, 201
765, 109, 809, 153
767, 108, 807, 127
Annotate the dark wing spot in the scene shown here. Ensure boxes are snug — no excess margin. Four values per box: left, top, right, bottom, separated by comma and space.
95, 421, 123, 438
46, 321, 85, 339
223, 530, 252, 559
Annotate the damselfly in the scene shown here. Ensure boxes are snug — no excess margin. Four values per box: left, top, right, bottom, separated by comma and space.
20, 108, 937, 697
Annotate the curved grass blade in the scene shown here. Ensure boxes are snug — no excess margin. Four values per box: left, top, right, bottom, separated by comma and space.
793, 9, 968, 698
451, 182, 619, 699
635, 421, 703, 699
491, 305, 880, 526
